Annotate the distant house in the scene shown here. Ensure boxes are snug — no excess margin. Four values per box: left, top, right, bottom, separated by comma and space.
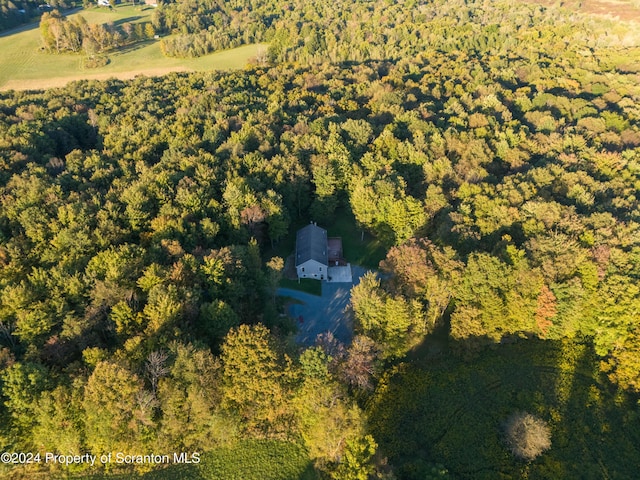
145, 0, 158, 6
295, 223, 328, 280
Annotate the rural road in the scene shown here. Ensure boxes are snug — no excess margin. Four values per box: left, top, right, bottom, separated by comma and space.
277, 266, 369, 345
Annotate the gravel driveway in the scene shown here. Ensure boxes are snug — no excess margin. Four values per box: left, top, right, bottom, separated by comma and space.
277, 266, 369, 345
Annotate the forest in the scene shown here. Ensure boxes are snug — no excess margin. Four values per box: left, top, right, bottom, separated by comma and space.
1, 0, 640, 478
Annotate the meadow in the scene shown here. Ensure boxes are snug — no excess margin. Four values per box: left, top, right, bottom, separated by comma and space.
529, 0, 640, 22
368, 339, 640, 479
73, 440, 316, 480
0, 5, 266, 91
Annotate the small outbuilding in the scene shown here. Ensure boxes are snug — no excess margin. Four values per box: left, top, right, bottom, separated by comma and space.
328, 237, 347, 266
295, 223, 328, 280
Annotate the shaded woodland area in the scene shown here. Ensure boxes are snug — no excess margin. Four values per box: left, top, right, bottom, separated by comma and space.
0, 0, 72, 33
1, 0, 640, 478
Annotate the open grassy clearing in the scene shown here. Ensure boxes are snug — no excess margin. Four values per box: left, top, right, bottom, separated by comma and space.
72, 4, 153, 25
0, 5, 266, 91
369, 339, 640, 479
525, 0, 640, 22
279, 278, 323, 296
71, 440, 317, 480
328, 208, 387, 270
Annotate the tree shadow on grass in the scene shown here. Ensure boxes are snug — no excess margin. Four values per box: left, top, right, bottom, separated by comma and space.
109, 39, 154, 57
368, 338, 640, 480
110, 15, 143, 28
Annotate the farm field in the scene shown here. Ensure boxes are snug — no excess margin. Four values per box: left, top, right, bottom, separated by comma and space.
0, 6, 266, 91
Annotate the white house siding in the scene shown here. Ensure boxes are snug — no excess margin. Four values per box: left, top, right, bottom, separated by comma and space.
296, 259, 327, 280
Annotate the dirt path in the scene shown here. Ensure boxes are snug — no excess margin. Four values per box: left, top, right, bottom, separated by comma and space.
1, 66, 190, 91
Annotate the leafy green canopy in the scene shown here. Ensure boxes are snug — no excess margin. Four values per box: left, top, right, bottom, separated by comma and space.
0, 0, 639, 477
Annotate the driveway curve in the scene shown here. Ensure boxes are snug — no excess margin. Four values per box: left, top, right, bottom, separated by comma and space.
277, 265, 369, 345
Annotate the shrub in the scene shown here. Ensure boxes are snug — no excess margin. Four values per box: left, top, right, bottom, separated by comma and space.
502, 412, 551, 461
83, 55, 109, 69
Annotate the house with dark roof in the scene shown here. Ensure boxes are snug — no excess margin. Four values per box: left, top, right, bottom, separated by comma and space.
295, 223, 328, 280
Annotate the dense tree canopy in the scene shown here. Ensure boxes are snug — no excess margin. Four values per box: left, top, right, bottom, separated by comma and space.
40, 10, 155, 55
1, 0, 640, 477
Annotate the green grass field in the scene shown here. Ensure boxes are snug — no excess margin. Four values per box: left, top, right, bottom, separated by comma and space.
71, 440, 316, 480
0, 5, 266, 91
279, 278, 322, 296
369, 339, 640, 479
326, 208, 387, 269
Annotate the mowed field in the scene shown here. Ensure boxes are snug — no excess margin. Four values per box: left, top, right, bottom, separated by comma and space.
0, 6, 267, 91
526, 0, 640, 22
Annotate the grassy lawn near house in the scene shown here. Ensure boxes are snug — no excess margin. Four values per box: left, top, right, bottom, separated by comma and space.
279, 278, 322, 296
326, 208, 387, 270
0, 5, 266, 91
268, 207, 385, 296
267, 207, 387, 275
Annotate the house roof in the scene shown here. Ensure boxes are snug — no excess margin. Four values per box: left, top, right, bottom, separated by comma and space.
296, 223, 328, 267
